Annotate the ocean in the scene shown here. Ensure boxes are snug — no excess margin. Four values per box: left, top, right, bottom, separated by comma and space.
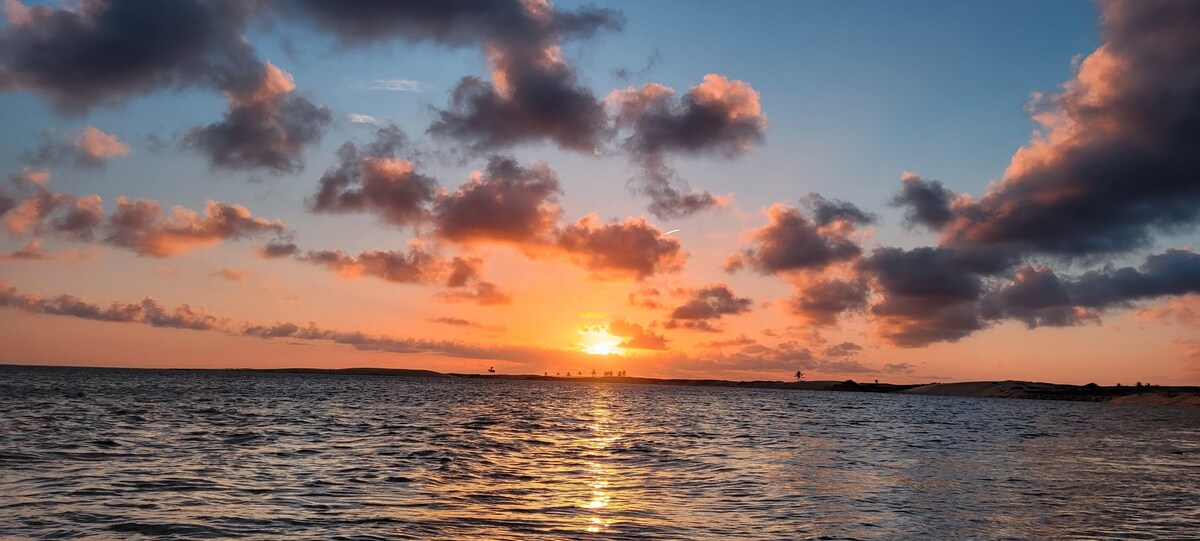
1, 365, 1197, 539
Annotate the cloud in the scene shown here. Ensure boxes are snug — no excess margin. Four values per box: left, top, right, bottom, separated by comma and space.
889, 172, 958, 231
0, 281, 562, 367
667, 283, 752, 331
0, 0, 331, 172
291, 1, 624, 152
804, 193, 877, 228
213, 267, 251, 282
729, 201, 867, 276
555, 213, 686, 280
429, 317, 505, 332
309, 124, 436, 228
2, 171, 104, 241
0, 281, 226, 330
682, 337, 878, 374
1136, 294, 1200, 329
787, 278, 869, 326
352, 79, 426, 92
296, 247, 442, 284
824, 341, 863, 358
183, 63, 332, 173
982, 249, 1200, 328
425, 4, 621, 153
630, 154, 730, 220
22, 126, 131, 168
921, 0, 1200, 258
1, 239, 49, 260
860, 246, 993, 347
106, 197, 285, 257
609, 74, 767, 218
859, 247, 1200, 347
347, 113, 380, 125
3, 173, 286, 257
286, 1, 620, 46
291, 245, 512, 306
0, 1, 329, 172
0, 0, 261, 112
433, 155, 562, 243
607, 318, 668, 350
436, 280, 513, 306
610, 74, 767, 158
258, 240, 298, 259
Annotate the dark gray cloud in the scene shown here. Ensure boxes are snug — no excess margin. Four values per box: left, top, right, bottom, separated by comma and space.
429, 66, 611, 153
429, 317, 505, 332
609, 74, 767, 218
804, 193, 876, 228
610, 75, 767, 159
632, 154, 726, 220
682, 338, 878, 374
845, 1, 1200, 346
860, 247, 992, 347
861, 247, 1200, 347
286, 0, 620, 49
0, 0, 261, 112
930, 1, 1200, 257
182, 69, 332, 173
889, 173, 957, 231
292, 0, 622, 152
309, 124, 436, 228
433, 156, 562, 243
0, 281, 225, 330
0, 1, 329, 172
983, 249, 1200, 328
824, 341, 863, 358
788, 278, 869, 326
259, 240, 299, 258
296, 248, 442, 284
729, 202, 865, 276
669, 283, 752, 322
436, 280, 513, 306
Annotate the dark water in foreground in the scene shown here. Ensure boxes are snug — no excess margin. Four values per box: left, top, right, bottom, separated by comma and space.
1, 366, 1198, 540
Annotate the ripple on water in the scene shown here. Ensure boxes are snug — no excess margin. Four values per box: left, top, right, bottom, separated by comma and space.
0, 365, 1198, 540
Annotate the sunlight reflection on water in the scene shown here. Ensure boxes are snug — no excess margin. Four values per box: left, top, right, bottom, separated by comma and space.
1, 365, 1198, 539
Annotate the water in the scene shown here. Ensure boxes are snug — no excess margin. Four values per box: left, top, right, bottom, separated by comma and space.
1, 365, 1198, 539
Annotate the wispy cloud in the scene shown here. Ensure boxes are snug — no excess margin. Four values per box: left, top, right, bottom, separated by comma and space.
346, 113, 380, 125
352, 79, 428, 92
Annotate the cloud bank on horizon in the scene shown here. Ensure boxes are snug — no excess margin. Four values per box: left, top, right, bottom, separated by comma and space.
1, 0, 1199, 382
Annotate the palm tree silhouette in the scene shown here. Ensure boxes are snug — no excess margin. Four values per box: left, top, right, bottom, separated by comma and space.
488, 366, 496, 375
794, 370, 804, 381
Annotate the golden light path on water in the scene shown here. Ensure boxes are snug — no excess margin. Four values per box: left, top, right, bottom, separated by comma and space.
581, 390, 618, 533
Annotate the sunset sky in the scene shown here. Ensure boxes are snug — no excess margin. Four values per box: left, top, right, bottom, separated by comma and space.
2, 0, 1199, 384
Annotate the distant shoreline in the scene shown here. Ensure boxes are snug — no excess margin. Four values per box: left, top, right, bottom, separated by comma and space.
6, 364, 1197, 407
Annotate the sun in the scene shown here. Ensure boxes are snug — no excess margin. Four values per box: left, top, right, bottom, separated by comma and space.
579, 327, 624, 356
586, 342, 618, 356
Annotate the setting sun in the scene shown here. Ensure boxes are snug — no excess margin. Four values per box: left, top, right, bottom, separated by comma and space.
580, 327, 624, 356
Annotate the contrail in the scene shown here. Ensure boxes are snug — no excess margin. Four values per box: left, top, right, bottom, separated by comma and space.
664, 229, 680, 236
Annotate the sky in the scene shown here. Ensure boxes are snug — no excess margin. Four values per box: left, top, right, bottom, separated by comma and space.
1, 0, 1199, 385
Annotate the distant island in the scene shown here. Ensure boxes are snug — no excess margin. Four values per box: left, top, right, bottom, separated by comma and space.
228, 367, 1200, 407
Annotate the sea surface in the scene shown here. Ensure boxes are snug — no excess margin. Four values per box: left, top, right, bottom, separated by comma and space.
1, 365, 1198, 540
